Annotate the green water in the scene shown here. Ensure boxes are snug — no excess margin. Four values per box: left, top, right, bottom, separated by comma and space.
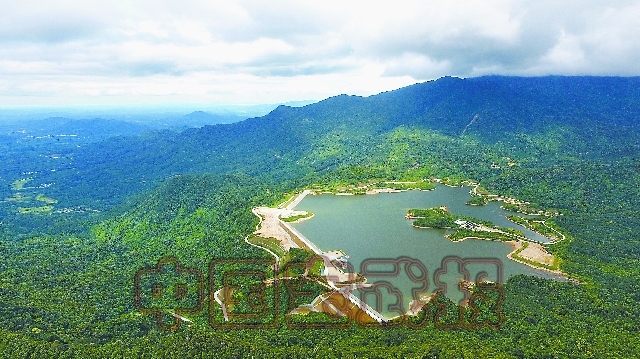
291, 185, 561, 317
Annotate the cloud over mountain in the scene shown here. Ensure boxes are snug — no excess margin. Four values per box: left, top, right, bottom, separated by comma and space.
2, 0, 640, 106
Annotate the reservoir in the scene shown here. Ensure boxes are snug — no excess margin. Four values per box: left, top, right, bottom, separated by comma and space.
291, 185, 561, 317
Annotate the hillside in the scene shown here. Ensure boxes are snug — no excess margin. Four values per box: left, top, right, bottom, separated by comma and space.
1, 76, 626, 213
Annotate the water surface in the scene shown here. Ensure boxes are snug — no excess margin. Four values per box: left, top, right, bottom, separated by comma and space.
292, 185, 560, 316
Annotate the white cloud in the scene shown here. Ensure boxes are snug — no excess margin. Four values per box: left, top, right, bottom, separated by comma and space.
383, 53, 451, 79
540, 31, 587, 73
1, 0, 640, 107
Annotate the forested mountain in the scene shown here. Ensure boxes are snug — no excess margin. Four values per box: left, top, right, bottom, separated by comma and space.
8, 76, 637, 208
2, 76, 640, 358
177, 111, 246, 128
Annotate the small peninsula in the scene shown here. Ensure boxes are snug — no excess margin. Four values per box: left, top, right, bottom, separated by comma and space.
407, 206, 563, 273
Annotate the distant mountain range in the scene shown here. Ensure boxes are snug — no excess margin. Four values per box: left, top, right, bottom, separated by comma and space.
176, 111, 246, 128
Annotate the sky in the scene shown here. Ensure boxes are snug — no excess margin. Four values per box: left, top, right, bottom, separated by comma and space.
2, 0, 640, 108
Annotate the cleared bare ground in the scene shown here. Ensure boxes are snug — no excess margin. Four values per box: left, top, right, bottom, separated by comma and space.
518, 242, 555, 266
252, 207, 309, 250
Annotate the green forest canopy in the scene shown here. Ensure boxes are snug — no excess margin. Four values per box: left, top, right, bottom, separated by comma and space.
1, 76, 639, 358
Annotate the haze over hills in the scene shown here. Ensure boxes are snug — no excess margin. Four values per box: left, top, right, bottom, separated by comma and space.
0, 100, 319, 127
1, 76, 640, 357
0, 117, 150, 139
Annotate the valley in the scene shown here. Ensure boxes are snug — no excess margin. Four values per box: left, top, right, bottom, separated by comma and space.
1, 76, 639, 357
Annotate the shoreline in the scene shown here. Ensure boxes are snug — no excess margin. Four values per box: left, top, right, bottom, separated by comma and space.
282, 189, 313, 210
414, 229, 565, 276
249, 184, 572, 323
504, 216, 566, 245
431, 231, 566, 277
259, 183, 569, 282
291, 187, 567, 277
504, 240, 566, 277
285, 213, 315, 224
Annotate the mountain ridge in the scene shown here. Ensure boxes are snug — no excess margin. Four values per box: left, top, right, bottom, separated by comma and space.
4, 75, 639, 212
